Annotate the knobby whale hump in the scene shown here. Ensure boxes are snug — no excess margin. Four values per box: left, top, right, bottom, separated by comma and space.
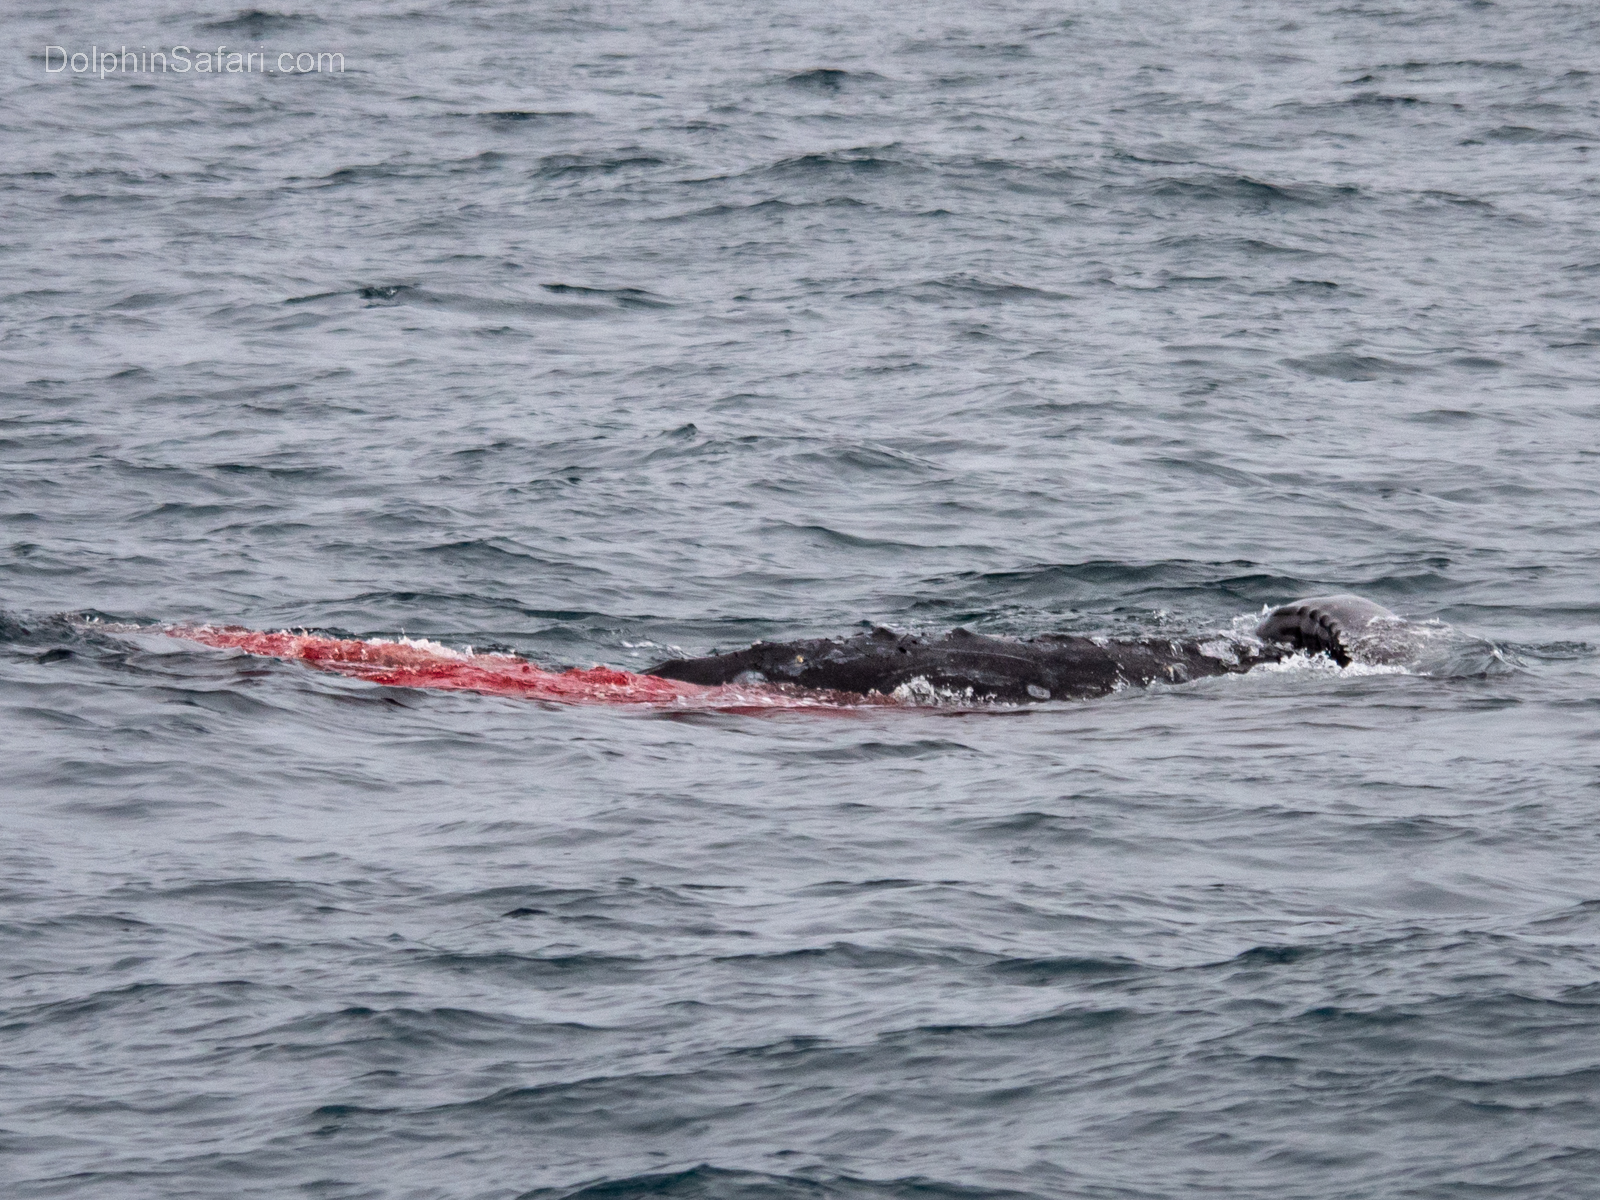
1254, 594, 1402, 666
649, 622, 1286, 703
648, 594, 1415, 702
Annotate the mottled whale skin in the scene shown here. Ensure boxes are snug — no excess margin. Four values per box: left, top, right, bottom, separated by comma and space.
647, 595, 1403, 703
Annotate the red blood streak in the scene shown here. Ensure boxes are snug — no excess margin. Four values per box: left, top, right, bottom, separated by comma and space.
169, 626, 898, 711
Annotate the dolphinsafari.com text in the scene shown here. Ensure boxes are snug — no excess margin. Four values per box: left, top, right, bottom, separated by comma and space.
44, 45, 345, 78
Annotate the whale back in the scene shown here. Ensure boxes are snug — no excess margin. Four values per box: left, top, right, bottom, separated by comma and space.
1255, 594, 1402, 665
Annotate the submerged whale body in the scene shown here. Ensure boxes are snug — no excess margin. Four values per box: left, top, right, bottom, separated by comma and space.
647, 594, 1407, 703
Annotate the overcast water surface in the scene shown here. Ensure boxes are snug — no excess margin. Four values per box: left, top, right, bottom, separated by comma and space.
4, 2, 1600, 1198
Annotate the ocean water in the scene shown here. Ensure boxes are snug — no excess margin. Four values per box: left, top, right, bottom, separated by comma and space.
5, 1, 1600, 1197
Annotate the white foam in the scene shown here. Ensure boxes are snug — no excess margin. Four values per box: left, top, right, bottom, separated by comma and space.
1197, 638, 1240, 665
371, 635, 468, 658
891, 675, 981, 705
71, 616, 143, 634
1256, 651, 1410, 678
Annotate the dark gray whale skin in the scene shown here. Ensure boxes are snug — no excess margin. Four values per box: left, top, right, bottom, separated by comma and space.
646, 596, 1403, 703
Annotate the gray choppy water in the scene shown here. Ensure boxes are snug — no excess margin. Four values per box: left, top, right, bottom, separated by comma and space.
4, 2, 1600, 1197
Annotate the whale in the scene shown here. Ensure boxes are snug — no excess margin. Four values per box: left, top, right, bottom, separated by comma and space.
157, 594, 1413, 711
647, 594, 1408, 703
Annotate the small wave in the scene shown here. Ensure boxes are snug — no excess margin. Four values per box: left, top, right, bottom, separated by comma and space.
1503, 640, 1595, 662
1140, 173, 1360, 208
535, 152, 668, 178
543, 283, 673, 308
415, 950, 651, 982
4, 980, 270, 1031
783, 68, 888, 92
300, 152, 511, 189
0, 912, 156, 942
1284, 351, 1434, 381
234, 1004, 596, 1053
949, 811, 1098, 846
108, 877, 348, 907
530, 1165, 1047, 1200
473, 110, 582, 122
417, 538, 594, 569
286, 284, 655, 318
1372, 59, 1527, 73
655, 197, 871, 223
1155, 234, 1326, 259
797, 878, 921, 896
771, 737, 980, 762
904, 559, 1312, 619
768, 522, 924, 553
846, 274, 1073, 304
773, 442, 937, 479
1226, 944, 1319, 967
1346, 91, 1430, 106
988, 955, 1142, 983
754, 147, 916, 181
887, 1004, 1139, 1043
1478, 125, 1589, 143
713, 943, 954, 970
105, 291, 181, 312
198, 10, 325, 35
